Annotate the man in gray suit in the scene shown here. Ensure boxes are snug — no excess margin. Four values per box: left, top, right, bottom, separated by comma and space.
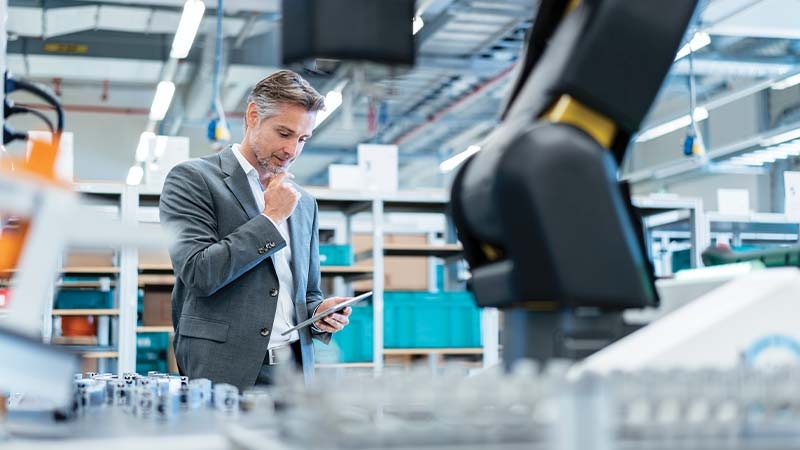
159, 70, 352, 390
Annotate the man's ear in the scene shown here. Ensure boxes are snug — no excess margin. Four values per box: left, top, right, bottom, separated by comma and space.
246, 102, 258, 128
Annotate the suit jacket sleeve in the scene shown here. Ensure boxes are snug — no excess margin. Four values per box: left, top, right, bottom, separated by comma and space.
160, 162, 286, 298
306, 199, 332, 344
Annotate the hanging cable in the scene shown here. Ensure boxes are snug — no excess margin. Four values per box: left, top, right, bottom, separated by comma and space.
208, 0, 230, 145
683, 38, 706, 158
7, 105, 56, 134
4, 72, 64, 145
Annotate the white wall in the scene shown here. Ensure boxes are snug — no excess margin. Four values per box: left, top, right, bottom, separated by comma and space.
627, 84, 776, 213
633, 173, 772, 212
6, 109, 244, 182
627, 94, 762, 172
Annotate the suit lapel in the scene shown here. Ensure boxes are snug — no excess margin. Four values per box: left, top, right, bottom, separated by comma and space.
220, 146, 261, 219
288, 190, 311, 308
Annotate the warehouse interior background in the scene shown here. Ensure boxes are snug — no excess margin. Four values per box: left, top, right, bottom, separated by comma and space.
5, 0, 800, 448
2, 0, 797, 212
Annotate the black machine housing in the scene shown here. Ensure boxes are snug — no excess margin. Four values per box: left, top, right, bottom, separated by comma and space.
450, 0, 700, 363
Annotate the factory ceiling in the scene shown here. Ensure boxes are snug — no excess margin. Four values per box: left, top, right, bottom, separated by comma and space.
5, 0, 800, 188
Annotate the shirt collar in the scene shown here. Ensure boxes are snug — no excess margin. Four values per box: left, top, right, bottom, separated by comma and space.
231, 143, 259, 179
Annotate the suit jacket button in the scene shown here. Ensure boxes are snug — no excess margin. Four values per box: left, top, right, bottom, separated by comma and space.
260, 328, 270, 336
270, 288, 278, 297
258, 248, 266, 255
267, 242, 275, 249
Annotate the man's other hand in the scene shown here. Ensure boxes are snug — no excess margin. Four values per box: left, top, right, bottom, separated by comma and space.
262, 172, 300, 224
313, 296, 353, 333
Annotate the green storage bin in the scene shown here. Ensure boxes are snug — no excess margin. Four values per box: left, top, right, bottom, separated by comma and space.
137, 289, 144, 325
436, 264, 445, 292
319, 244, 353, 266
383, 291, 481, 348
671, 248, 691, 274
702, 245, 800, 268
315, 305, 373, 363
334, 305, 373, 362
137, 350, 167, 362
137, 332, 170, 352
55, 289, 113, 309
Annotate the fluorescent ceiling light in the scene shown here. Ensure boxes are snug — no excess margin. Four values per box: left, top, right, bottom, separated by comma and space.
674, 32, 711, 61
135, 131, 155, 162
760, 128, 800, 146
170, 0, 206, 59
727, 157, 764, 167
314, 90, 343, 129
439, 144, 482, 173
149, 81, 176, 121
126, 165, 144, 186
771, 73, 800, 91
726, 139, 800, 166
413, 16, 424, 35
777, 141, 800, 156
635, 107, 708, 143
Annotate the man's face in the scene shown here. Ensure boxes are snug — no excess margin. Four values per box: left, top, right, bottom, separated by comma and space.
245, 103, 317, 176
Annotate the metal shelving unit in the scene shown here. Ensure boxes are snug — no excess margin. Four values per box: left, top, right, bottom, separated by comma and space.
61, 186, 498, 376
632, 195, 800, 276
632, 195, 708, 272
52, 309, 120, 316
308, 187, 500, 373
706, 212, 800, 245
320, 265, 374, 280
33, 182, 138, 373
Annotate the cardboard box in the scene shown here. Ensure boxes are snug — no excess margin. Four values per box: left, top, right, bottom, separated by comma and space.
358, 144, 398, 192
352, 233, 429, 291
143, 288, 172, 326
328, 164, 363, 190
81, 358, 99, 374
144, 135, 190, 189
64, 250, 115, 267
139, 250, 172, 268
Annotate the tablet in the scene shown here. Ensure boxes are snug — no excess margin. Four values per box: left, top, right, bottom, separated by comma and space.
281, 291, 373, 336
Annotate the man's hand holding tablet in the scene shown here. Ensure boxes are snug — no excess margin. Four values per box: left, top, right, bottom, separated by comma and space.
282, 291, 373, 336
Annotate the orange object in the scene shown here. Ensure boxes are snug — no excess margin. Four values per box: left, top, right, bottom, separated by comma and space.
0, 221, 29, 272
0, 288, 9, 308
0, 135, 65, 272
62, 315, 97, 337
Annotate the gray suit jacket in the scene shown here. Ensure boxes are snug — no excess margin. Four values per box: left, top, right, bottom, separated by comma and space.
159, 146, 330, 391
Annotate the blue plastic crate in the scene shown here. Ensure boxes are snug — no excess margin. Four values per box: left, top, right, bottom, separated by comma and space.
333, 305, 373, 362
137, 332, 170, 352
137, 350, 167, 362
55, 289, 113, 309
319, 244, 353, 266
136, 289, 144, 326
315, 305, 373, 363
383, 291, 481, 348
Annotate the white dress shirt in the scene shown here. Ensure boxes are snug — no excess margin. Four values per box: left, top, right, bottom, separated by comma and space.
232, 144, 299, 348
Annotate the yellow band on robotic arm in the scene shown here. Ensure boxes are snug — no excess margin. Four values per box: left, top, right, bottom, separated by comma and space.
566, 0, 581, 13
542, 95, 616, 149
480, 243, 503, 261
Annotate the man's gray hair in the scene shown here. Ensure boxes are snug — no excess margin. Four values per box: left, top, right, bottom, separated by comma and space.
245, 70, 325, 130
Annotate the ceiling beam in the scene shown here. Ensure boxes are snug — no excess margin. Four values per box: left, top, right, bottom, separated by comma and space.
8, 31, 172, 61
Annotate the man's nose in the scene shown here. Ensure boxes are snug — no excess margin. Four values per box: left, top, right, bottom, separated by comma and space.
284, 144, 300, 158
